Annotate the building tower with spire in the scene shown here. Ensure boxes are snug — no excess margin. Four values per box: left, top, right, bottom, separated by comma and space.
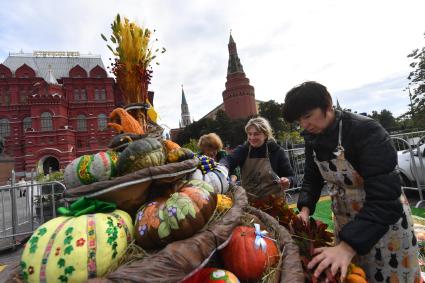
180, 85, 191, 127
222, 33, 257, 120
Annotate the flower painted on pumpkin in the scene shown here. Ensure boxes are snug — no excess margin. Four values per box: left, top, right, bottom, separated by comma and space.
117, 222, 122, 228
55, 247, 61, 256
88, 260, 96, 271
167, 206, 177, 217
76, 238, 86, 247
138, 224, 147, 236
28, 266, 34, 275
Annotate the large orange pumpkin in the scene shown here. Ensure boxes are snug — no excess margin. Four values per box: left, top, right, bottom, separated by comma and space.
135, 180, 217, 249
182, 268, 240, 283
221, 225, 279, 281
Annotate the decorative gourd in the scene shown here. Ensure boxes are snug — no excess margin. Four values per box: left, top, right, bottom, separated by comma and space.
20, 210, 133, 283
221, 225, 279, 281
183, 268, 240, 283
166, 147, 195, 163
116, 137, 165, 175
162, 139, 180, 152
108, 107, 144, 134
216, 194, 233, 212
189, 157, 229, 194
346, 264, 367, 283
108, 133, 147, 152
64, 151, 118, 189
135, 179, 217, 249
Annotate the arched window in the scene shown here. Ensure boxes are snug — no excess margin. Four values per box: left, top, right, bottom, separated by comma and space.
77, 115, 87, 131
0, 118, 10, 137
40, 112, 53, 131
20, 89, 28, 104
23, 117, 32, 132
98, 114, 107, 130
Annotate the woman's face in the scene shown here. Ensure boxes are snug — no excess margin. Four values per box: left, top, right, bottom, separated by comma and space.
297, 107, 335, 134
247, 126, 267, 148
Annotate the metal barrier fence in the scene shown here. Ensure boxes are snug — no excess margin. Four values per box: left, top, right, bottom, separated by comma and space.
0, 170, 66, 250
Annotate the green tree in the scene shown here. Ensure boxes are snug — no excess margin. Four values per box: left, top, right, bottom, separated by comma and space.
258, 100, 288, 136
368, 109, 396, 130
407, 32, 425, 125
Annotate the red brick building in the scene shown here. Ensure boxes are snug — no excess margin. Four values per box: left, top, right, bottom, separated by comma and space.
0, 51, 117, 176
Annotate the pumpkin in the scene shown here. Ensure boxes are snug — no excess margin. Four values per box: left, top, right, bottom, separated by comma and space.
108, 133, 147, 152
108, 107, 144, 135
216, 194, 233, 212
167, 147, 195, 163
162, 139, 180, 152
346, 274, 367, 283
116, 137, 165, 175
134, 179, 217, 249
20, 210, 133, 283
189, 163, 229, 194
64, 151, 118, 189
183, 268, 240, 283
221, 225, 279, 281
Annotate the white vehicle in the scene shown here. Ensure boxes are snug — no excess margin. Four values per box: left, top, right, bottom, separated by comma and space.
397, 144, 425, 187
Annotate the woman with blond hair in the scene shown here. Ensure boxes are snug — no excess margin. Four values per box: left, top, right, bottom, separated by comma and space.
197, 133, 227, 162
221, 117, 294, 208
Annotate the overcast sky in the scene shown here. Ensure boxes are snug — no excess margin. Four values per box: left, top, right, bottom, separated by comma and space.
1, 0, 424, 129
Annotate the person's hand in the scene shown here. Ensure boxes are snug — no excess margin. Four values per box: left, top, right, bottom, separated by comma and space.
230, 175, 238, 185
307, 241, 356, 282
279, 177, 290, 190
298, 207, 310, 224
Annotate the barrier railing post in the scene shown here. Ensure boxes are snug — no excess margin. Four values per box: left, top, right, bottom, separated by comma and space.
10, 170, 17, 250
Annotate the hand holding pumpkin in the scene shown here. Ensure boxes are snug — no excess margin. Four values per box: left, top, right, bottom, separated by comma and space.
307, 241, 356, 282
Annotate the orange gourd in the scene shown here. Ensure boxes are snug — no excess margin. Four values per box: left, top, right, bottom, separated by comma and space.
163, 139, 180, 152
221, 225, 279, 281
346, 273, 367, 283
108, 107, 144, 134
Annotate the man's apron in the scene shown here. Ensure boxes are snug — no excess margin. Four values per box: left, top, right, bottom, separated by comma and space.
313, 120, 421, 282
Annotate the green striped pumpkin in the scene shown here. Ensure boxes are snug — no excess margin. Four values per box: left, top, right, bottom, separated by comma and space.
64, 151, 118, 189
20, 210, 133, 283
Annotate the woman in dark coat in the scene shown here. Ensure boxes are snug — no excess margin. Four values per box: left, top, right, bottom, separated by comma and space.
221, 117, 295, 209
282, 81, 420, 282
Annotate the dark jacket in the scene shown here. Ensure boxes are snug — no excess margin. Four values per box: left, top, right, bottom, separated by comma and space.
298, 110, 403, 255
221, 140, 295, 187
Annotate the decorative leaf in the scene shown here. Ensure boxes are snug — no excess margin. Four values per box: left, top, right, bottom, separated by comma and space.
64, 236, 72, 245
176, 209, 185, 221
20, 261, 26, 269
22, 272, 28, 281
158, 209, 164, 220
188, 205, 196, 218
29, 246, 37, 254
101, 33, 107, 41
64, 246, 73, 255
169, 216, 179, 230
65, 227, 73, 235
158, 221, 170, 239
38, 227, 47, 236
64, 266, 75, 275
57, 258, 66, 268
29, 236, 39, 244
58, 275, 68, 283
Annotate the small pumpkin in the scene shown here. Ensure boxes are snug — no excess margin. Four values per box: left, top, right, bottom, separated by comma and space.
189, 163, 229, 194
20, 209, 133, 283
167, 147, 195, 163
134, 179, 217, 249
346, 274, 367, 283
108, 107, 144, 134
162, 139, 180, 152
64, 151, 118, 188
221, 225, 279, 281
116, 137, 165, 175
183, 268, 240, 283
346, 264, 367, 283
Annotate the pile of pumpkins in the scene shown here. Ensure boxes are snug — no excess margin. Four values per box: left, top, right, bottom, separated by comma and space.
20, 108, 238, 283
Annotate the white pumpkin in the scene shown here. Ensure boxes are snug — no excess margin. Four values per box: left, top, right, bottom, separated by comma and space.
64, 151, 118, 189
189, 163, 229, 194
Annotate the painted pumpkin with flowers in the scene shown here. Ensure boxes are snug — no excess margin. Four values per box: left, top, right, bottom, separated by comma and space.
182, 268, 240, 283
20, 209, 133, 283
135, 179, 217, 249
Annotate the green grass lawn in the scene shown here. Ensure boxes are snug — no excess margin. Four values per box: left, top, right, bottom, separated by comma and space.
301, 199, 425, 232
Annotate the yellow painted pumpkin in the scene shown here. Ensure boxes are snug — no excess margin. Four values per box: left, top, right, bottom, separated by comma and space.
216, 194, 233, 212
20, 210, 133, 283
